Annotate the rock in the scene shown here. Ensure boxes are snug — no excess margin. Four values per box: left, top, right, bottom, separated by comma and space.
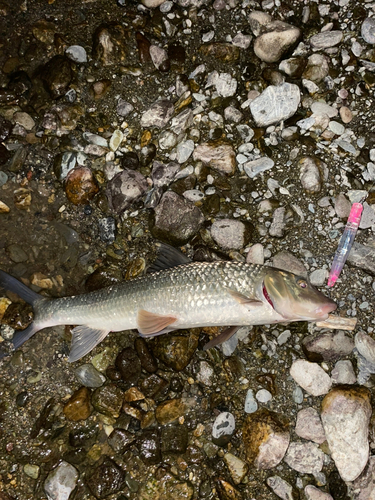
98, 217, 116, 245
310, 101, 338, 118
334, 193, 351, 218
249, 83, 300, 127
65, 45, 87, 63
267, 476, 295, 500
305, 485, 334, 500
116, 99, 134, 117
253, 20, 300, 63
299, 157, 328, 193
232, 33, 252, 49
309, 269, 327, 286
244, 157, 274, 179
223, 453, 248, 485
361, 18, 375, 45
303, 54, 330, 83
87, 456, 125, 498
155, 399, 186, 425
109, 130, 123, 152
142, 0, 166, 7
331, 360, 356, 385
269, 207, 286, 238
115, 347, 141, 385
139, 475, 194, 500
24, 463, 40, 479
108, 428, 136, 453
339, 106, 353, 124
193, 143, 236, 175
176, 139, 194, 164
150, 45, 170, 71
284, 442, 324, 474
92, 23, 128, 66
161, 424, 188, 454
44, 461, 79, 500
321, 386, 371, 482
348, 242, 375, 275
140, 374, 168, 399
65, 167, 99, 205
279, 57, 307, 78
350, 455, 375, 500
196, 360, 215, 386
151, 331, 198, 371
141, 99, 174, 128
210, 219, 248, 250
106, 169, 147, 213
41, 55, 72, 98
212, 412, 236, 446
63, 387, 91, 421
6, 244, 28, 263
138, 429, 161, 465
224, 106, 243, 123
74, 364, 106, 388
91, 384, 123, 418
212, 72, 237, 97
13, 112, 35, 131
309, 31, 343, 49
242, 408, 290, 469
290, 359, 332, 396
302, 331, 354, 363
199, 42, 240, 62
295, 407, 326, 444
134, 338, 158, 373
246, 244, 264, 265
151, 191, 204, 245
244, 389, 258, 413
359, 202, 375, 229
272, 251, 308, 277
355, 331, 375, 365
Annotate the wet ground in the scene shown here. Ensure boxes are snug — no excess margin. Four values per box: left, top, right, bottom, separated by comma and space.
1, 0, 375, 499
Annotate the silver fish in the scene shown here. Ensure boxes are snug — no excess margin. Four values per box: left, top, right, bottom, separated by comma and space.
0, 245, 336, 362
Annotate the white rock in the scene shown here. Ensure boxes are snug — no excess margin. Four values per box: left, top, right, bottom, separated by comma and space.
256, 389, 272, 403
305, 485, 333, 500
210, 219, 247, 250
267, 476, 294, 500
331, 360, 356, 385
284, 442, 324, 474
244, 389, 258, 413
141, 99, 174, 128
65, 45, 87, 63
355, 331, 375, 364
176, 139, 194, 163
193, 143, 235, 175
359, 202, 375, 229
250, 83, 300, 127
212, 412, 235, 440
215, 73, 237, 97
183, 189, 204, 202
295, 407, 326, 444
246, 243, 264, 265
290, 359, 332, 396
44, 461, 79, 500
244, 157, 274, 179
321, 386, 371, 482
142, 0, 166, 7
232, 33, 252, 49
361, 18, 375, 45
309, 269, 328, 286
223, 453, 248, 485
310, 31, 343, 49
310, 101, 338, 118
109, 130, 123, 152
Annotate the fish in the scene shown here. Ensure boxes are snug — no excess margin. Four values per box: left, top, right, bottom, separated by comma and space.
0, 244, 336, 363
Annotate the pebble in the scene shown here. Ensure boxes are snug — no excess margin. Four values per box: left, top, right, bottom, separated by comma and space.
41, 55, 72, 98
74, 364, 106, 388
44, 461, 79, 500
232, 33, 252, 49
65, 167, 99, 205
196, 360, 215, 386
321, 386, 371, 482
359, 202, 375, 229
115, 347, 141, 384
149, 45, 169, 71
267, 476, 294, 500
152, 191, 204, 245
141, 99, 174, 128
272, 251, 307, 277
303, 54, 330, 82
284, 442, 324, 474
116, 99, 134, 117
309, 31, 343, 50
134, 338, 158, 373
161, 425, 188, 454
348, 242, 375, 275
212, 412, 236, 445
63, 387, 91, 421
24, 463, 40, 479
210, 219, 248, 250
183, 189, 204, 202
155, 398, 187, 425
244, 157, 274, 179
214, 72, 237, 97
310, 101, 338, 118
329, 121, 345, 136
193, 143, 236, 175
108, 428, 136, 453
176, 139, 194, 163
256, 389, 272, 403
244, 389, 258, 413
249, 83, 300, 127
98, 217, 116, 245
151, 331, 199, 371
309, 269, 327, 286
252, 18, 301, 63
334, 193, 351, 218
142, 0, 166, 7
87, 457, 125, 498
305, 485, 333, 500
355, 331, 375, 365
295, 407, 326, 444
65, 45, 87, 63
299, 156, 327, 193
339, 106, 352, 123
269, 207, 286, 238
223, 453, 248, 485
109, 129, 123, 152
91, 384, 124, 418
92, 23, 127, 66
302, 331, 354, 362
331, 360, 356, 385
351, 456, 375, 500
246, 243, 264, 265
13, 111, 35, 130
361, 18, 375, 45
242, 408, 290, 469
290, 359, 332, 396
106, 169, 147, 213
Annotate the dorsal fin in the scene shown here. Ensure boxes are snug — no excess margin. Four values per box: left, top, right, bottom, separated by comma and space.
147, 242, 191, 273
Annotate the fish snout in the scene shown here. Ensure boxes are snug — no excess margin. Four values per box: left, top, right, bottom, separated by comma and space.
314, 299, 337, 318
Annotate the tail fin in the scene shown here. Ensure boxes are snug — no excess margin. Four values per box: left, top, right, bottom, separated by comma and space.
0, 270, 44, 359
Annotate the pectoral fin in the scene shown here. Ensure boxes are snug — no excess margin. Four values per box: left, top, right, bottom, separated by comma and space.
137, 309, 177, 336
69, 326, 110, 363
203, 325, 240, 350
227, 289, 263, 306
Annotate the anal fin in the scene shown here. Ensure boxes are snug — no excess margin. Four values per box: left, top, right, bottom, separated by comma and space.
137, 309, 177, 336
203, 325, 240, 350
69, 325, 110, 363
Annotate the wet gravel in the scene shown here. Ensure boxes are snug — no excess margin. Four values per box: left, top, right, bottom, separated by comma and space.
1, 0, 375, 499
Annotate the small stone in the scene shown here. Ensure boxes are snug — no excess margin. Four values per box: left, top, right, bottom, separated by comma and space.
161, 425, 188, 454
44, 462, 79, 500
24, 463, 40, 479
331, 360, 356, 385
329, 121, 345, 136
242, 408, 290, 469
244, 157, 274, 179
321, 386, 371, 482
149, 45, 169, 71
142, 0, 166, 7
91, 384, 123, 418
252, 19, 301, 63
244, 389, 258, 413
74, 364, 106, 388
355, 331, 375, 365
279, 57, 307, 78
269, 207, 286, 238
92, 23, 128, 66
284, 442, 324, 474
212, 412, 236, 445
106, 169, 147, 213
350, 456, 375, 500
65, 45, 87, 63
303, 54, 330, 83
176, 139, 194, 163
210, 219, 248, 250
63, 387, 91, 421
155, 398, 187, 425
193, 143, 236, 175
272, 251, 308, 277
134, 338, 158, 373
199, 42, 240, 62
41, 55, 72, 99
339, 106, 353, 124
361, 18, 375, 45
256, 389, 272, 403
246, 243, 264, 265
214, 72, 237, 97
250, 83, 300, 127
98, 217, 116, 245
290, 359, 332, 396
196, 361, 215, 386
141, 99, 174, 128
299, 156, 327, 194
309, 269, 327, 286
65, 167, 99, 205
183, 190, 204, 202
305, 485, 333, 500
108, 428, 136, 453
223, 453, 248, 485
116, 99, 134, 117
224, 106, 243, 123
310, 31, 343, 49
109, 129, 123, 152
310, 101, 338, 118
115, 347, 141, 385
334, 193, 351, 218
6, 244, 28, 263
267, 476, 294, 500
359, 202, 375, 229
295, 407, 326, 444
87, 456, 125, 498
13, 111, 35, 130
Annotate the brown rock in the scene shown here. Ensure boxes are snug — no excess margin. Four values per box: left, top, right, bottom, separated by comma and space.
155, 398, 186, 425
151, 330, 199, 371
92, 23, 129, 66
63, 387, 91, 421
65, 167, 99, 205
199, 43, 240, 62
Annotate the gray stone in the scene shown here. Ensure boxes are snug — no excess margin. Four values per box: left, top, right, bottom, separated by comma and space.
305, 485, 333, 500
350, 456, 375, 500
355, 331, 375, 365
302, 331, 354, 362
236, 124, 254, 142
232, 33, 252, 49
303, 54, 330, 83
267, 476, 294, 500
98, 217, 116, 244
65, 45, 87, 63
361, 18, 375, 45
310, 101, 338, 118
244, 389, 258, 413
193, 143, 235, 175
290, 359, 332, 396
299, 156, 327, 193
246, 243, 264, 265
176, 139, 194, 163
269, 207, 286, 238
310, 31, 343, 50
183, 190, 204, 202
196, 361, 215, 386
295, 407, 326, 444
348, 242, 375, 275
44, 461, 79, 500
214, 73, 237, 97
13, 111, 35, 131
309, 269, 327, 286
331, 360, 356, 385
83, 132, 108, 148
170, 109, 193, 135
151, 161, 179, 188
224, 106, 243, 123
253, 20, 301, 63
334, 193, 351, 218
211, 219, 247, 250
250, 83, 300, 127
284, 442, 324, 474
256, 389, 272, 403
244, 157, 274, 179
106, 169, 147, 213
272, 251, 307, 277
359, 202, 375, 229
141, 99, 174, 128
116, 99, 134, 117
149, 45, 169, 71
329, 121, 345, 136
321, 386, 371, 482
74, 364, 106, 388
7, 244, 28, 263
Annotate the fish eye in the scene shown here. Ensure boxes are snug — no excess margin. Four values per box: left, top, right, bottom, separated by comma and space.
297, 279, 307, 288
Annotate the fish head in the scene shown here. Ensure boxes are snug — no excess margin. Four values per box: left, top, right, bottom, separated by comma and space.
263, 270, 337, 321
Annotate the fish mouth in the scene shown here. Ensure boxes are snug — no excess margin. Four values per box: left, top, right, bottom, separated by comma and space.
263, 282, 274, 309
